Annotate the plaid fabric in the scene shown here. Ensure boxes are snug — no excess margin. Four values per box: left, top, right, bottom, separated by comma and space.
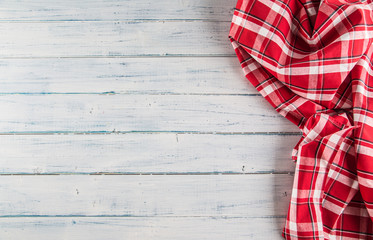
228, 0, 373, 239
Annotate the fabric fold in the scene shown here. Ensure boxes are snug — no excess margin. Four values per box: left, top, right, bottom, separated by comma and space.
229, 0, 373, 238
285, 112, 361, 239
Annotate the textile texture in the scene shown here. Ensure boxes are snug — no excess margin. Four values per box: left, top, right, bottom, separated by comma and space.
229, 0, 373, 239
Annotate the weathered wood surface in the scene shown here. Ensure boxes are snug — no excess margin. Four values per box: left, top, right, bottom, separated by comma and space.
0, 217, 285, 240
0, 175, 292, 217
0, 0, 297, 239
0, 134, 299, 174
0, 57, 253, 94
0, 0, 236, 21
0, 94, 298, 133
0, 21, 233, 57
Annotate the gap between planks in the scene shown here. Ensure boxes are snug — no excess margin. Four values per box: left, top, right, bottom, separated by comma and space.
0, 131, 301, 135
0, 215, 286, 218
0, 54, 237, 59
0, 92, 261, 96
0, 172, 295, 176
0, 19, 233, 23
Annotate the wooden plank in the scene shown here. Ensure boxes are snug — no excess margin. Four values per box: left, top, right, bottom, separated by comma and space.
0, 0, 236, 21
0, 175, 292, 217
0, 94, 298, 133
0, 57, 252, 94
0, 134, 299, 174
0, 21, 233, 57
0, 217, 285, 240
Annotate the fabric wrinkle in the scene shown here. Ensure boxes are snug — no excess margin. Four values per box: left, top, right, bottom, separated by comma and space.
229, 0, 373, 238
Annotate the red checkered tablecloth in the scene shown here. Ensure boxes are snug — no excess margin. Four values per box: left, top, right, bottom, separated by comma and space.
229, 0, 373, 238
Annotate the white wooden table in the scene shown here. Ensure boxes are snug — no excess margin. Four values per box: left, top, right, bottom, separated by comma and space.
0, 1, 301, 239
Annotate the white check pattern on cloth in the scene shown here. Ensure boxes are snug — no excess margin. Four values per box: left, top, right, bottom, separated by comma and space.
229, 0, 373, 238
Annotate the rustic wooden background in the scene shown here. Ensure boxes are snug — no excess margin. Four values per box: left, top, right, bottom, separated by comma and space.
0, 0, 301, 239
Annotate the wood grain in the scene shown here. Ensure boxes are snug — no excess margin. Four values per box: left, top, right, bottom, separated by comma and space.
0, 134, 299, 174
0, 57, 253, 94
0, 0, 297, 238
0, 217, 285, 240
0, 94, 298, 133
0, 0, 236, 21
0, 21, 232, 57
0, 175, 292, 217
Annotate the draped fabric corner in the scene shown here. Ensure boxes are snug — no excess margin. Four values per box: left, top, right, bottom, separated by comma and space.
229, 0, 373, 238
